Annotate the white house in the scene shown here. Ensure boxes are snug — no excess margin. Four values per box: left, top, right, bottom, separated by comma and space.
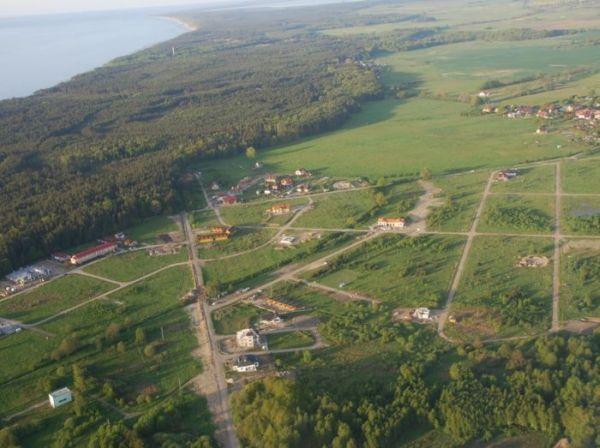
49, 387, 72, 408
233, 355, 260, 373
377, 217, 406, 229
236, 328, 260, 349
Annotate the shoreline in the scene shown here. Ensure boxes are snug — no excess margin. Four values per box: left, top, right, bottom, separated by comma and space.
159, 15, 199, 32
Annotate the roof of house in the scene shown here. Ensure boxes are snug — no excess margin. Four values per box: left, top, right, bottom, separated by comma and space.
72, 242, 117, 260
378, 217, 405, 223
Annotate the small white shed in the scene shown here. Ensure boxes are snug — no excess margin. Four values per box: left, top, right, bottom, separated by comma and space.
49, 387, 72, 408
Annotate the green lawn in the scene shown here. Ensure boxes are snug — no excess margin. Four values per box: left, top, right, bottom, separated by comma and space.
562, 196, 600, 236
83, 248, 188, 282
267, 330, 315, 350
211, 303, 264, 335
191, 209, 221, 229
491, 165, 556, 194
479, 194, 555, 234
311, 234, 466, 307
562, 158, 600, 194
0, 274, 115, 324
427, 171, 489, 231
560, 243, 600, 320
449, 236, 554, 340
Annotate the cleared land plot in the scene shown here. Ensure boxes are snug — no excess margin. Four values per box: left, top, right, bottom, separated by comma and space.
198, 228, 277, 259
220, 198, 309, 227
0, 266, 197, 416
560, 242, 600, 320
479, 194, 555, 235
200, 98, 581, 182
293, 189, 377, 229
562, 158, 600, 194
562, 196, 600, 236
370, 181, 423, 222
308, 234, 466, 307
127, 216, 180, 243
83, 248, 188, 282
427, 171, 489, 231
267, 330, 315, 350
191, 209, 221, 229
0, 274, 115, 324
203, 232, 353, 292
271, 282, 349, 320
491, 165, 555, 194
212, 303, 264, 335
448, 236, 554, 340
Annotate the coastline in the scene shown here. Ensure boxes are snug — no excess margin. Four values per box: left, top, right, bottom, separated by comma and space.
159, 15, 199, 32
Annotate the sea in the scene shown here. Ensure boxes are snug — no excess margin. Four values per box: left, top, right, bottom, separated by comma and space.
0, 10, 188, 100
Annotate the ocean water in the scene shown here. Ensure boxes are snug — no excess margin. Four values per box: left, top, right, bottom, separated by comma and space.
0, 10, 186, 100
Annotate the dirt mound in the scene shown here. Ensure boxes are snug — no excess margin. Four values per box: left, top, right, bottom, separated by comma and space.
517, 255, 549, 268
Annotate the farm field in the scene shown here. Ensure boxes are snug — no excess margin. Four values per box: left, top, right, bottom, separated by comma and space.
200, 98, 582, 183
267, 330, 315, 350
562, 158, 600, 194
83, 247, 188, 282
0, 274, 115, 324
560, 241, 600, 320
491, 165, 556, 194
478, 194, 555, 235
309, 234, 466, 307
212, 303, 264, 335
562, 196, 600, 236
427, 171, 489, 232
449, 236, 554, 340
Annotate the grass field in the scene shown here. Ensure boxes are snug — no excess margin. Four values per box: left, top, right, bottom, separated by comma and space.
428, 171, 489, 231
0, 274, 115, 324
267, 330, 315, 350
201, 98, 581, 184
271, 282, 350, 320
198, 228, 277, 258
562, 158, 600, 194
191, 209, 221, 229
83, 248, 188, 282
561, 196, 600, 236
491, 165, 556, 194
0, 266, 197, 416
479, 194, 555, 234
310, 234, 466, 307
560, 242, 600, 320
211, 303, 264, 335
220, 198, 309, 227
127, 215, 180, 243
449, 236, 554, 339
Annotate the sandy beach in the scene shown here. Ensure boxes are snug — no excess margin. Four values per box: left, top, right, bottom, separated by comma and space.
159, 15, 198, 32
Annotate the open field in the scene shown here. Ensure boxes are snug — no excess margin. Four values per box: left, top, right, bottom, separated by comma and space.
127, 215, 180, 243
83, 247, 188, 282
191, 209, 221, 229
0, 274, 115, 324
198, 228, 277, 258
200, 98, 582, 184
0, 265, 197, 417
491, 165, 555, 194
219, 198, 309, 227
560, 242, 600, 320
479, 194, 555, 235
309, 234, 466, 307
448, 236, 554, 340
267, 330, 315, 350
562, 158, 600, 194
427, 171, 489, 231
562, 196, 600, 236
212, 303, 264, 335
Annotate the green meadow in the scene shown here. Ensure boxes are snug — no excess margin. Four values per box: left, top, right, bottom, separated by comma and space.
560, 244, 600, 320
562, 196, 600, 236
491, 165, 556, 194
267, 331, 315, 350
127, 215, 180, 243
211, 303, 264, 335
562, 158, 600, 194
479, 194, 555, 235
198, 228, 277, 259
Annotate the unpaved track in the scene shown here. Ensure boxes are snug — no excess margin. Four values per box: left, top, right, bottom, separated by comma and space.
552, 163, 562, 332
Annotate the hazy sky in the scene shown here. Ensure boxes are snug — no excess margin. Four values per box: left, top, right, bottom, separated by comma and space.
1, 0, 221, 17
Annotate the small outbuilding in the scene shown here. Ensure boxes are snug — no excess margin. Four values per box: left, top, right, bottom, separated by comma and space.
49, 387, 72, 408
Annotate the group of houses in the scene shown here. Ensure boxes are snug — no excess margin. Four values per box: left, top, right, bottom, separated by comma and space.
6, 265, 52, 286
255, 169, 312, 197
197, 226, 234, 244
483, 99, 600, 125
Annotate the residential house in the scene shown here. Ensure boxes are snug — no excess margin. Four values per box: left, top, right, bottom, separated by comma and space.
49, 388, 72, 408
495, 170, 518, 182
236, 328, 261, 349
232, 355, 260, 373
268, 204, 291, 215
70, 242, 117, 265
413, 307, 431, 320
294, 168, 311, 177
377, 217, 406, 229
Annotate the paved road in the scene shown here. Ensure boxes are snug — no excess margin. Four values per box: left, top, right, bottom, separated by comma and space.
552, 162, 562, 332
438, 170, 496, 337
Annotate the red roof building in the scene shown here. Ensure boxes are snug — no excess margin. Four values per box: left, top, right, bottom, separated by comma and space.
70, 242, 117, 265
